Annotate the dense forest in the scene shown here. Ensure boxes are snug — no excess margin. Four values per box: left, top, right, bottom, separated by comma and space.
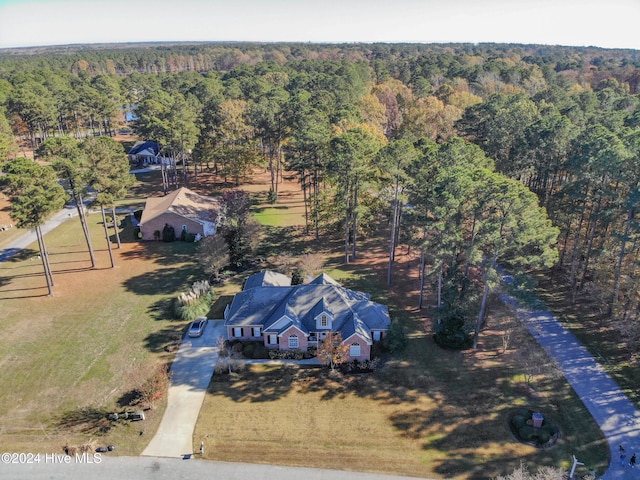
2, 41, 640, 350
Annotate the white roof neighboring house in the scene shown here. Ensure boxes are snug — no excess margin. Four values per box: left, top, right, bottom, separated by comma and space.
244, 271, 292, 290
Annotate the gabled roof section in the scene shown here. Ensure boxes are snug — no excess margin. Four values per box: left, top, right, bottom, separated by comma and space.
310, 296, 333, 319
309, 272, 340, 285
264, 319, 292, 334
128, 140, 160, 156
226, 287, 292, 327
352, 302, 391, 330
244, 271, 292, 290
140, 187, 220, 226
341, 312, 373, 345
277, 324, 307, 337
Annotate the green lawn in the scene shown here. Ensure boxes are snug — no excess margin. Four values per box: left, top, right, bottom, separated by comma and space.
0, 212, 203, 454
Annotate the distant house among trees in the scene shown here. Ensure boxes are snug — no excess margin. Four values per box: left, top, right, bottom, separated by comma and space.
224, 271, 391, 361
128, 141, 169, 166
139, 187, 221, 241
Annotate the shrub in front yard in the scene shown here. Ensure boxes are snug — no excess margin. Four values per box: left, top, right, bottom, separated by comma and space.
227, 341, 271, 359
509, 409, 560, 448
252, 343, 268, 359
268, 349, 305, 360
173, 280, 215, 321
512, 414, 527, 429
162, 223, 175, 242
127, 363, 170, 409
383, 321, 408, 352
341, 358, 380, 373
242, 342, 256, 358
215, 358, 246, 375
518, 425, 536, 441
433, 309, 474, 350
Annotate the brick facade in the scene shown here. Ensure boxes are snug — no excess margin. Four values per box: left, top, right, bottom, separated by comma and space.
140, 212, 204, 240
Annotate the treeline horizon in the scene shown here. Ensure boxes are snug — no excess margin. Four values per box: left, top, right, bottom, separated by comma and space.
1, 41, 640, 82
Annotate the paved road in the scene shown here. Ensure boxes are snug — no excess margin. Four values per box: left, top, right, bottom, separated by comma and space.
0, 166, 154, 263
0, 455, 420, 480
499, 286, 640, 480
0, 203, 80, 262
141, 320, 225, 458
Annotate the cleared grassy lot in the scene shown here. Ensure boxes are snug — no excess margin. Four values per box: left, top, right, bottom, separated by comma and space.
0, 209, 202, 454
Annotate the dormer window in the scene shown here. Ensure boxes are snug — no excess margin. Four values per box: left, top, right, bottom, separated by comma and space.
316, 311, 332, 329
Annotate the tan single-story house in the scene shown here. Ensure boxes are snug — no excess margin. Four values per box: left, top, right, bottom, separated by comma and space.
139, 187, 221, 240
224, 271, 391, 361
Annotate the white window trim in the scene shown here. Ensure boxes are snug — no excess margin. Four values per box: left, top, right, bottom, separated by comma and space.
288, 335, 298, 349
315, 312, 332, 329
232, 327, 242, 338
252, 327, 262, 337
350, 343, 361, 357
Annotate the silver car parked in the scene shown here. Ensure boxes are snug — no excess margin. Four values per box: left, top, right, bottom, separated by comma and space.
187, 317, 208, 337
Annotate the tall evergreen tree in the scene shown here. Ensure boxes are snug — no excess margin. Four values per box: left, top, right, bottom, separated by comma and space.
1, 158, 67, 295
329, 126, 386, 263
36, 136, 96, 268
82, 136, 134, 266
375, 139, 417, 285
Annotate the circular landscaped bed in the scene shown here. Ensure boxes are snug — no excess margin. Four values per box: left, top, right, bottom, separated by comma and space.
509, 408, 560, 448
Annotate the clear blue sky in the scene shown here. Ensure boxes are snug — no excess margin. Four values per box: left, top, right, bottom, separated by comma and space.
0, 0, 638, 50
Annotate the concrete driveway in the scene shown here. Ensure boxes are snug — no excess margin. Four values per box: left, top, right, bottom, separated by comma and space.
141, 319, 225, 458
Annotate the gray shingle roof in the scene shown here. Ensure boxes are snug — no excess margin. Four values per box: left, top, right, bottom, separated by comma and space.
128, 140, 160, 156
225, 272, 390, 342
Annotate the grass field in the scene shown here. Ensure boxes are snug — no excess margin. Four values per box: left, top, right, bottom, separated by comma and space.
250, 188, 307, 227
0, 165, 612, 478
0, 173, 204, 454
195, 231, 609, 480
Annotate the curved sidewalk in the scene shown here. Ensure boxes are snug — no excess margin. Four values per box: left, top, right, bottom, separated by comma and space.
499, 289, 640, 480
